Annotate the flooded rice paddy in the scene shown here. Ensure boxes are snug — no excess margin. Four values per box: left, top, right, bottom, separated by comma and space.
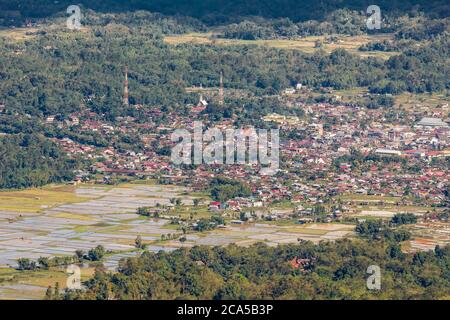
0, 184, 355, 299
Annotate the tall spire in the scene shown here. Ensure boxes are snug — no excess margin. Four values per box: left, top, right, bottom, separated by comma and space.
219, 71, 224, 106
123, 66, 129, 106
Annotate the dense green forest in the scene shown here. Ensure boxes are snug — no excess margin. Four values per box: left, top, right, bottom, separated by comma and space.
46, 239, 450, 300
0, 134, 79, 189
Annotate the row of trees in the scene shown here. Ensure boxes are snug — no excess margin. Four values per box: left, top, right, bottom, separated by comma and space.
210, 176, 252, 202
16, 245, 106, 270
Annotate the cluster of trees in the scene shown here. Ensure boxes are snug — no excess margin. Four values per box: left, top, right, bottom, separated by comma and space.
362, 94, 395, 108
137, 206, 163, 218
194, 215, 225, 232
16, 245, 106, 271
391, 213, 418, 225
359, 40, 399, 52
17, 255, 78, 271
83, 245, 107, 261
82, 10, 205, 34
137, 204, 181, 217
334, 149, 407, 171
0, 134, 79, 189
0, 113, 111, 148
210, 176, 251, 202
355, 219, 412, 241
370, 37, 449, 94
396, 18, 449, 40
47, 239, 450, 300
16, 258, 38, 271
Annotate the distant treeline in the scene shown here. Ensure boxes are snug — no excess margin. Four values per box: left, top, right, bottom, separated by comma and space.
1, 0, 449, 26
0, 16, 447, 122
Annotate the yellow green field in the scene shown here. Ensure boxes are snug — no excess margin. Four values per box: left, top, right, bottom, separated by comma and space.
282, 227, 330, 235
50, 212, 97, 221
339, 195, 401, 202
0, 267, 96, 299
395, 91, 450, 110
0, 185, 90, 213
0, 27, 38, 41
164, 32, 399, 59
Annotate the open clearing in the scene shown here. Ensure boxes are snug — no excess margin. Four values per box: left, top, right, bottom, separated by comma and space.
164, 33, 399, 59
395, 91, 450, 111
0, 27, 38, 41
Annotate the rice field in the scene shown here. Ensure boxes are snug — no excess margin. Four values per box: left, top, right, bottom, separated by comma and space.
0, 182, 355, 299
0, 185, 90, 213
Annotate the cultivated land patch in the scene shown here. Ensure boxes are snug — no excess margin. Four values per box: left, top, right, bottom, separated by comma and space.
0, 267, 95, 300
164, 33, 399, 59
395, 91, 450, 111
0, 27, 38, 41
0, 185, 89, 213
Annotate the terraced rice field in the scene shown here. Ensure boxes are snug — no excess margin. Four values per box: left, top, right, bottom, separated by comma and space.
0, 183, 355, 299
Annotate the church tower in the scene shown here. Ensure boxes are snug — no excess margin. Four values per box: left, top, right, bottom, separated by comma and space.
123, 66, 129, 106
219, 71, 224, 106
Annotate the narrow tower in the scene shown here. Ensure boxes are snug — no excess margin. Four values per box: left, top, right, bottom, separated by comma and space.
123, 66, 129, 106
219, 71, 224, 106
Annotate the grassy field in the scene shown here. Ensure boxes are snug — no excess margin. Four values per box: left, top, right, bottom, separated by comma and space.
282, 227, 330, 235
128, 179, 159, 185
0, 185, 90, 213
0, 266, 96, 300
166, 205, 213, 219
304, 86, 449, 114
0, 27, 38, 41
395, 91, 450, 111
339, 195, 402, 202
50, 212, 97, 221
164, 33, 399, 59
